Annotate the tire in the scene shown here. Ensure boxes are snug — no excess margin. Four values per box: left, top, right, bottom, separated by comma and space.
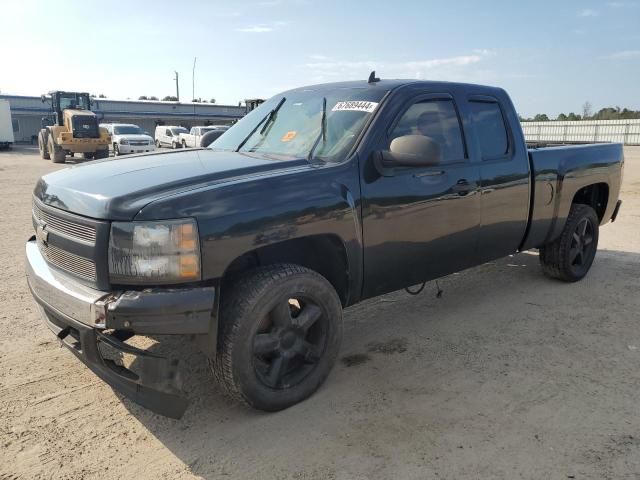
94, 149, 109, 160
539, 204, 599, 282
113, 143, 120, 156
182, 139, 187, 148
83, 152, 95, 160
38, 131, 50, 159
155, 139, 160, 148
172, 141, 179, 149
210, 264, 343, 411
48, 137, 66, 163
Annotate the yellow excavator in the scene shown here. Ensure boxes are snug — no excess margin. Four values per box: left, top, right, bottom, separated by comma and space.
37, 91, 110, 163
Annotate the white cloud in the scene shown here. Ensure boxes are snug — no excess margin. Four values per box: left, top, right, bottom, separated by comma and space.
303, 51, 494, 82
607, 50, 640, 58
578, 8, 599, 16
236, 25, 274, 33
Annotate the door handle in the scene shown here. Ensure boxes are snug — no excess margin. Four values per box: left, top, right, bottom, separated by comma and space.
452, 179, 475, 195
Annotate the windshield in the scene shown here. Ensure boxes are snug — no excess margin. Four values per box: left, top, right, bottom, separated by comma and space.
59, 94, 90, 111
210, 87, 387, 162
114, 125, 143, 135
172, 127, 188, 134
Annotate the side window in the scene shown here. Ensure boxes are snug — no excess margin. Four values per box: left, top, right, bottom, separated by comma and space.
389, 99, 465, 164
469, 101, 509, 160
166, 129, 172, 136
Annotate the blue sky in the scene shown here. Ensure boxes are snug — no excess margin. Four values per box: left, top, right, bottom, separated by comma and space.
1, 0, 639, 116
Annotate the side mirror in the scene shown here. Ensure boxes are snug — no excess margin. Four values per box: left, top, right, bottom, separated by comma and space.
381, 135, 442, 168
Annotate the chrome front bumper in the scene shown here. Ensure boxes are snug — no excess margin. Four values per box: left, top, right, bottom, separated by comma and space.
26, 239, 112, 327
25, 238, 217, 418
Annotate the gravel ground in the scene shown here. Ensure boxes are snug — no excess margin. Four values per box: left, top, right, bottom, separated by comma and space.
1, 145, 640, 480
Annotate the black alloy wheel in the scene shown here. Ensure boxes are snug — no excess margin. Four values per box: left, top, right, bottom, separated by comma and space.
252, 297, 327, 389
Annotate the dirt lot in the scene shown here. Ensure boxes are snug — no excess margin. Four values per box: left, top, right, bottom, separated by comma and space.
1, 145, 640, 479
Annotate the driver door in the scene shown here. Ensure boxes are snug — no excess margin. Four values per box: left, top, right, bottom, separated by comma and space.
361, 92, 482, 298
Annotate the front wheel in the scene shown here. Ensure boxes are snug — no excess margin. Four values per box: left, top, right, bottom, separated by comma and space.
38, 131, 50, 159
113, 143, 120, 156
210, 264, 343, 411
539, 204, 599, 282
172, 141, 179, 149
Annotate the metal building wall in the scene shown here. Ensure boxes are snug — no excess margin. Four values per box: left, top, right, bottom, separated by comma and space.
521, 119, 640, 145
0, 95, 246, 143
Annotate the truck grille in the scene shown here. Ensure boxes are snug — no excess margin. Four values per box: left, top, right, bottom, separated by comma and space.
33, 199, 96, 244
31, 197, 107, 287
129, 140, 150, 146
37, 240, 97, 280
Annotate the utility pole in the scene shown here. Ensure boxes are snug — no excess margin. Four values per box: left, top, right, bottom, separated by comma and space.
192, 57, 197, 102
174, 71, 180, 101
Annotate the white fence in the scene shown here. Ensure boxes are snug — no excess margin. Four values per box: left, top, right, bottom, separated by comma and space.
521, 119, 640, 145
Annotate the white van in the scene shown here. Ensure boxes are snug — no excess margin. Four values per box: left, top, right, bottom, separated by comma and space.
0, 99, 15, 150
155, 125, 189, 149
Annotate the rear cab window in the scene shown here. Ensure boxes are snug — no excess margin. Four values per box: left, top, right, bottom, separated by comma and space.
468, 100, 510, 160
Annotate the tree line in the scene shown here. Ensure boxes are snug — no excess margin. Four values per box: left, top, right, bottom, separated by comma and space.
521, 101, 640, 122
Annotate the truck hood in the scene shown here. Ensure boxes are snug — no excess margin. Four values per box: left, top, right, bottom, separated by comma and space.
34, 149, 309, 220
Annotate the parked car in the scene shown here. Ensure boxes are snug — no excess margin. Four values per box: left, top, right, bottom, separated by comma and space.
155, 125, 188, 149
26, 78, 623, 419
0, 99, 15, 149
199, 128, 228, 148
179, 126, 229, 148
100, 123, 155, 156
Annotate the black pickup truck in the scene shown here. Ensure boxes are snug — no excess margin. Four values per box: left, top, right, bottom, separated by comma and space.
26, 78, 623, 418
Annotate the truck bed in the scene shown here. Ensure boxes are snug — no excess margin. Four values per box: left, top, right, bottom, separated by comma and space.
522, 143, 624, 250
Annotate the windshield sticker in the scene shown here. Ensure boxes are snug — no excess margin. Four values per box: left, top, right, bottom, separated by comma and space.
281, 131, 297, 142
331, 101, 378, 113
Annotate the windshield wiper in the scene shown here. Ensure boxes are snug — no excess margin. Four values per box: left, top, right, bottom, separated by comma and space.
307, 96, 327, 162
235, 97, 286, 152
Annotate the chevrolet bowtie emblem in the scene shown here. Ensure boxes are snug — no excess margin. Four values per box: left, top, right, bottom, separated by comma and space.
36, 221, 49, 245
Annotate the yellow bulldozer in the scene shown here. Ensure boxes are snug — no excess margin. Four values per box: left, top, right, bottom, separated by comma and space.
37, 91, 110, 163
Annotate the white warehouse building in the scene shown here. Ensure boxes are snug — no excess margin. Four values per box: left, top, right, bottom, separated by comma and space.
0, 94, 246, 143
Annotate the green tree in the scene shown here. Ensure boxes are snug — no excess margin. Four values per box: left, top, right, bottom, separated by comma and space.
162, 95, 178, 101
138, 95, 148, 100
149, 96, 159, 101
210, 98, 216, 104
533, 114, 550, 122
557, 113, 568, 121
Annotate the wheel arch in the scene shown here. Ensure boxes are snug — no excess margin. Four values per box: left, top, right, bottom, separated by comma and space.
571, 182, 609, 223
220, 234, 352, 308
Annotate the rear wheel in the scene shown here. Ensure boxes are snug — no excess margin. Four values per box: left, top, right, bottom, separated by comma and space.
540, 204, 599, 282
38, 131, 50, 159
94, 149, 109, 159
113, 143, 120, 156
83, 152, 95, 160
210, 264, 343, 411
172, 141, 179, 149
182, 139, 187, 148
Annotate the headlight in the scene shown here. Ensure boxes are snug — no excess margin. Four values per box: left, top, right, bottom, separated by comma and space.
120, 139, 129, 145
108, 219, 201, 284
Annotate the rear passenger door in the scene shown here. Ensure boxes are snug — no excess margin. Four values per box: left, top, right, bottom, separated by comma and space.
466, 95, 531, 262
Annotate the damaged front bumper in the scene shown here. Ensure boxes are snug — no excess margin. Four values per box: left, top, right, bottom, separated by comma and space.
25, 239, 216, 419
